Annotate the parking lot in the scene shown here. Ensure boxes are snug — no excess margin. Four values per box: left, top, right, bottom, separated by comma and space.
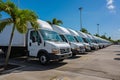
0, 45, 120, 80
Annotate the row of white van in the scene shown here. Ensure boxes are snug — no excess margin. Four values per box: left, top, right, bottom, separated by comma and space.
0, 19, 112, 64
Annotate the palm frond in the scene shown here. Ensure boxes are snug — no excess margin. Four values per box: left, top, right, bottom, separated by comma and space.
46, 21, 52, 25
0, 18, 12, 33
14, 9, 38, 33
16, 22, 27, 33
52, 18, 57, 24
57, 20, 63, 25
30, 21, 39, 30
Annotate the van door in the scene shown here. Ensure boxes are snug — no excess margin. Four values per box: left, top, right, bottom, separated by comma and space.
28, 30, 42, 57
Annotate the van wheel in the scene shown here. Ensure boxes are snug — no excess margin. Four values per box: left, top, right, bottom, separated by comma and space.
38, 53, 49, 65
58, 59, 64, 62
72, 53, 76, 57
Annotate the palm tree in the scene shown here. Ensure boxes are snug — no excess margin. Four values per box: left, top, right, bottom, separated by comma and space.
47, 18, 63, 26
80, 28, 88, 33
0, 0, 38, 68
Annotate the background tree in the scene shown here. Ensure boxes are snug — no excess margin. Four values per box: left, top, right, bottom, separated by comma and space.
0, 0, 38, 68
100, 35, 107, 40
80, 27, 90, 34
47, 18, 63, 25
94, 34, 100, 37
108, 37, 111, 40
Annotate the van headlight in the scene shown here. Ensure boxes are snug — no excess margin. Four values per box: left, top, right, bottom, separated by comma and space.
52, 48, 59, 54
74, 47, 80, 51
74, 46, 80, 51
85, 45, 89, 48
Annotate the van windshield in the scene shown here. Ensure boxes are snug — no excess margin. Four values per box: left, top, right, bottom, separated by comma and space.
87, 38, 92, 43
82, 38, 89, 43
40, 29, 63, 42
65, 34, 77, 42
76, 36, 84, 43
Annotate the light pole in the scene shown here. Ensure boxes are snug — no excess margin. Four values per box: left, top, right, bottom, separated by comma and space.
17, 0, 20, 7
79, 7, 83, 30
97, 24, 100, 35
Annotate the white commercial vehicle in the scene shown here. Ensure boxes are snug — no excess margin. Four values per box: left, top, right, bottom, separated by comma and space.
68, 29, 91, 52
92, 36, 104, 49
86, 34, 99, 50
52, 25, 84, 56
77, 31, 98, 50
0, 19, 72, 64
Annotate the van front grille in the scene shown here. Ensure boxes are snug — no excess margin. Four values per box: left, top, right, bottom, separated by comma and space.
80, 46, 84, 49
60, 48, 70, 54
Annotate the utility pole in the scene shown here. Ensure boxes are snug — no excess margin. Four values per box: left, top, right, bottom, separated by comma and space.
97, 24, 100, 35
79, 7, 83, 30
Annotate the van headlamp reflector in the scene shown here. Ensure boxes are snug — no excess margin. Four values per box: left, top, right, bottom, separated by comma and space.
52, 49, 59, 54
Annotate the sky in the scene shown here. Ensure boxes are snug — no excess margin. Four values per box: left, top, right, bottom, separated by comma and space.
1, 0, 120, 40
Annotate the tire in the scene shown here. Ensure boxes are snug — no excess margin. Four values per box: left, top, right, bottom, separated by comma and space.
72, 53, 76, 57
38, 53, 49, 65
58, 59, 64, 62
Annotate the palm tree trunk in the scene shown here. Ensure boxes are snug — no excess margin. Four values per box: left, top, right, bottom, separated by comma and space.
4, 24, 15, 69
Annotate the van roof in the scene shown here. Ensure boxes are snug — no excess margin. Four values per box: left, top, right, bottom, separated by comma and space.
1, 18, 53, 31
86, 34, 93, 39
52, 25, 71, 35
77, 31, 88, 38
37, 19, 53, 30
68, 29, 79, 36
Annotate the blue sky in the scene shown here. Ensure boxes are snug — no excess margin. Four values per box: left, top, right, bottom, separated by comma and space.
1, 0, 120, 40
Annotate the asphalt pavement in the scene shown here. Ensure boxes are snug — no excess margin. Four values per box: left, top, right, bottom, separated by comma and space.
0, 45, 120, 80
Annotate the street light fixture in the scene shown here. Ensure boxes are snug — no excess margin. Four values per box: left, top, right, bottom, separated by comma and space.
79, 7, 83, 30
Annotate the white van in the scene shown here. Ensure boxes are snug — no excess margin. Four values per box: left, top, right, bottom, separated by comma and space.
0, 19, 72, 64
52, 25, 85, 56
92, 36, 104, 49
86, 34, 99, 50
68, 29, 91, 52
77, 31, 98, 50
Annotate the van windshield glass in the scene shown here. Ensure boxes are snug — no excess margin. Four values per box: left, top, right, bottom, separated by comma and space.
76, 36, 84, 42
87, 38, 93, 43
65, 34, 77, 42
40, 29, 63, 42
87, 38, 92, 43
83, 38, 88, 43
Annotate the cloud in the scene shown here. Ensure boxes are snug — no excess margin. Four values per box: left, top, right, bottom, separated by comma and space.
106, 0, 116, 12
107, 0, 113, 5
118, 29, 120, 32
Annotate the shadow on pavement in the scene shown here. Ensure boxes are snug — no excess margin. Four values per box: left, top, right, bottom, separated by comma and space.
0, 56, 68, 75
79, 52, 89, 55
116, 54, 120, 56
67, 55, 81, 59
114, 58, 120, 61
21, 61, 67, 71
114, 51, 120, 53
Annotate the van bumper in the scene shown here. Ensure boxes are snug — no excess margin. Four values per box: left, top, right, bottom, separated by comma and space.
71, 49, 85, 55
79, 48, 86, 53
85, 47, 91, 52
71, 49, 79, 55
48, 52, 72, 60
